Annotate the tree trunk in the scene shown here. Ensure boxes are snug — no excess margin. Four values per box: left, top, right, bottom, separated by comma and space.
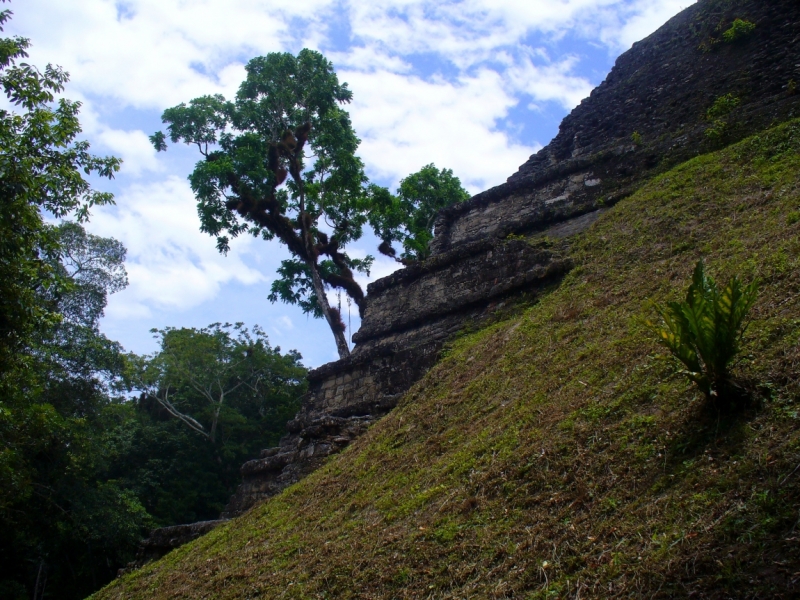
295, 173, 350, 360
308, 259, 350, 359
210, 396, 222, 443
33, 561, 47, 600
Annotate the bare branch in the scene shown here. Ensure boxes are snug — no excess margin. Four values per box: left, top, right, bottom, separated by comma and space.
143, 385, 209, 439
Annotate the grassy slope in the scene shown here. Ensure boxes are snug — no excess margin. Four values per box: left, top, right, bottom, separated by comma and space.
97, 121, 800, 599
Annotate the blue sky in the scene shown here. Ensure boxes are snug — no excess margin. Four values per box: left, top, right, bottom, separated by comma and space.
7, 0, 692, 367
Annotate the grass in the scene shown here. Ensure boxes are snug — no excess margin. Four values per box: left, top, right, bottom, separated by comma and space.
95, 119, 800, 599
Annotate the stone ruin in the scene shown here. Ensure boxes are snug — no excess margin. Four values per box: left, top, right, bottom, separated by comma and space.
128, 0, 800, 568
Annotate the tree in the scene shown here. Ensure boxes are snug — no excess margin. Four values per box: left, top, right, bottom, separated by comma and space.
368, 163, 470, 262
1, 222, 152, 600
109, 327, 307, 527
151, 50, 372, 359
0, 4, 132, 596
130, 323, 307, 446
0, 2, 120, 373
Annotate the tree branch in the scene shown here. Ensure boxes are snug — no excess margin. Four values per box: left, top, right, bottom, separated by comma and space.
144, 386, 209, 439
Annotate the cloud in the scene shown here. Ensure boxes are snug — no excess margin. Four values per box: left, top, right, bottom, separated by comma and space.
87, 176, 266, 319
345, 68, 539, 192
606, 0, 695, 50
96, 128, 163, 176
344, 0, 667, 68
9, 0, 334, 110
270, 314, 296, 337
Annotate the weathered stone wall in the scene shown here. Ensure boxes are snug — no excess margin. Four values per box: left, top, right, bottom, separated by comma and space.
132, 0, 800, 563
222, 238, 571, 516
224, 0, 800, 517
354, 239, 570, 345
120, 520, 226, 574
429, 0, 800, 255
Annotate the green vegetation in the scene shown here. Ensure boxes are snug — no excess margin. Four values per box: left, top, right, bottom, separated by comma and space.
153, 54, 469, 358
706, 93, 741, 120
0, 6, 119, 373
705, 93, 741, 140
631, 130, 642, 145
96, 119, 800, 599
368, 163, 471, 262
649, 260, 757, 403
0, 8, 309, 596
130, 323, 305, 445
722, 18, 756, 43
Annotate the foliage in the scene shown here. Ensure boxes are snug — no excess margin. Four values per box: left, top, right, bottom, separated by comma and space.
0, 221, 152, 600
114, 323, 306, 527
649, 260, 758, 401
0, 3, 120, 372
705, 93, 740, 140
0, 3, 138, 596
129, 323, 307, 447
706, 94, 740, 121
152, 50, 371, 358
722, 18, 756, 43
368, 164, 470, 261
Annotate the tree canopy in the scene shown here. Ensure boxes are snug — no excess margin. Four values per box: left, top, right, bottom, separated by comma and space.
0, 4, 119, 372
0, 221, 148, 600
130, 323, 306, 446
368, 163, 470, 262
0, 5, 136, 595
152, 49, 372, 359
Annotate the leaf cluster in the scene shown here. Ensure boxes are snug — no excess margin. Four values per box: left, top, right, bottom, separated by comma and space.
368, 163, 470, 261
0, 5, 120, 372
722, 18, 756, 43
129, 323, 307, 446
649, 260, 757, 401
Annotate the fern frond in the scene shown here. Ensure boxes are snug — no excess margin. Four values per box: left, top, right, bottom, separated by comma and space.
649, 259, 757, 402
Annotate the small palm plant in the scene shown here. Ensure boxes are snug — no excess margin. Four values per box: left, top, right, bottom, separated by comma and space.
649, 260, 758, 402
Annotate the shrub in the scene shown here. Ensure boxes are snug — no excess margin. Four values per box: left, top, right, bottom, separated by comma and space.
705, 94, 740, 141
648, 260, 758, 403
706, 94, 740, 120
722, 19, 756, 43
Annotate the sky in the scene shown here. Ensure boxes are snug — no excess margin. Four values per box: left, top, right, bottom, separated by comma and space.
7, 0, 693, 368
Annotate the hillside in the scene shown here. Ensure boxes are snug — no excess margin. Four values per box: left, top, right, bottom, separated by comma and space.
95, 118, 800, 598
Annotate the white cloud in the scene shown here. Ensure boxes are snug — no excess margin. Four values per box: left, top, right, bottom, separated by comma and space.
345, 68, 538, 192
10, 0, 334, 109
505, 54, 594, 109
87, 176, 266, 319
345, 0, 686, 67
97, 128, 162, 176
270, 314, 296, 337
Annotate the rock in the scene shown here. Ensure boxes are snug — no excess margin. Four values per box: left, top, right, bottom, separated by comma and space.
120, 520, 226, 575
